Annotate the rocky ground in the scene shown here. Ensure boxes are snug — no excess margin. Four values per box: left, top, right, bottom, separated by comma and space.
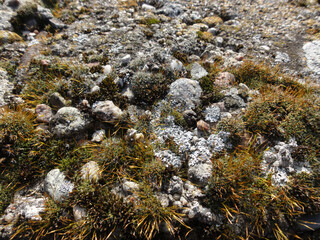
0, 0, 320, 239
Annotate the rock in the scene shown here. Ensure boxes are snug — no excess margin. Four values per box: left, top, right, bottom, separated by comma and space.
223, 88, 246, 109
154, 150, 182, 168
275, 51, 290, 64
91, 129, 105, 143
156, 3, 184, 17
49, 92, 67, 110
204, 105, 221, 123
156, 193, 169, 207
188, 163, 212, 186
50, 107, 87, 137
44, 169, 74, 202
102, 65, 113, 75
0, 30, 23, 45
214, 72, 235, 88
183, 109, 197, 127
0, 68, 14, 107
168, 176, 183, 195
125, 128, 144, 144
186, 201, 215, 224
142, 4, 156, 11
81, 161, 101, 182
207, 27, 217, 36
122, 181, 139, 196
166, 78, 202, 112
303, 40, 320, 78
190, 62, 208, 80
238, 83, 250, 99
201, 16, 223, 27
35, 104, 53, 123
262, 139, 311, 186
197, 120, 210, 132
170, 59, 184, 73
92, 101, 123, 123
73, 205, 87, 221
121, 54, 131, 66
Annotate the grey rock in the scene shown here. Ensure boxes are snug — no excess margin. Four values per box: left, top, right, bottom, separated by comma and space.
102, 65, 113, 75
204, 105, 221, 123
92, 100, 123, 123
170, 59, 184, 73
0, 68, 13, 107
183, 109, 197, 127
44, 169, 74, 202
125, 128, 144, 144
142, 4, 156, 11
166, 78, 202, 111
81, 161, 101, 182
214, 72, 235, 88
262, 139, 311, 186
35, 104, 53, 123
121, 54, 131, 66
188, 163, 212, 186
49, 92, 67, 110
156, 3, 184, 17
50, 107, 87, 137
303, 40, 320, 78
190, 62, 208, 80
91, 129, 105, 143
73, 205, 87, 221
168, 176, 183, 195
154, 150, 182, 168
207, 27, 217, 36
275, 51, 290, 63
0, 8, 15, 31
223, 88, 246, 109
122, 181, 139, 196
186, 201, 215, 224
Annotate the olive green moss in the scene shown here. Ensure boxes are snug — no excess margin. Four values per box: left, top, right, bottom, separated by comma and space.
0, 183, 13, 215
243, 87, 320, 157
132, 72, 169, 107
217, 117, 245, 148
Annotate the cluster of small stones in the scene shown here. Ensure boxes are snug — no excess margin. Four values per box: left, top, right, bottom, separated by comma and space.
0, 0, 320, 238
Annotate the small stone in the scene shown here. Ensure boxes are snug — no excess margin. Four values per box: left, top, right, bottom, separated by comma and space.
81, 161, 101, 182
238, 83, 250, 98
73, 205, 87, 221
142, 4, 156, 11
121, 54, 131, 66
122, 181, 139, 196
49, 92, 67, 110
214, 72, 235, 88
125, 128, 144, 144
50, 107, 87, 137
92, 101, 123, 123
44, 169, 74, 202
207, 27, 217, 36
190, 62, 208, 80
102, 65, 113, 75
204, 105, 221, 123
197, 120, 210, 132
35, 104, 53, 123
91, 129, 105, 143
3, 213, 15, 223
183, 110, 197, 127
188, 163, 213, 186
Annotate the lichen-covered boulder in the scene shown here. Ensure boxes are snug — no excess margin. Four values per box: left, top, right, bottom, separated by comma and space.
166, 78, 202, 112
44, 169, 74, 202
92, 100, 123, 123
50, 107, 87, 137
0, 30, 23, 45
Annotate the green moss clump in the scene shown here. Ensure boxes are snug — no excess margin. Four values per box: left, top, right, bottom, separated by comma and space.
244, 87, 320, 156
132, 72, 169, 107
140, 17, 161, 26
0, 183, 13, 215
230, 60, 306, 92
217, 116, 245, 148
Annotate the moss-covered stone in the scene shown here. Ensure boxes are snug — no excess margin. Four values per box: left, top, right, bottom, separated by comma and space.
0, 30, 23, 45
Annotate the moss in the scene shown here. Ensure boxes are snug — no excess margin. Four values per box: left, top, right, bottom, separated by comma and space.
139, 17, 161, 26
217, 117, 245, 148
172, 51, 189, 65
132, 72, 169, 107
42, 0, 58, 9
0, 183, 13, 215
230, 60, 306, 92
0, 60, 18, 79
204, 147, 314, 239
244, 87, 320, 156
